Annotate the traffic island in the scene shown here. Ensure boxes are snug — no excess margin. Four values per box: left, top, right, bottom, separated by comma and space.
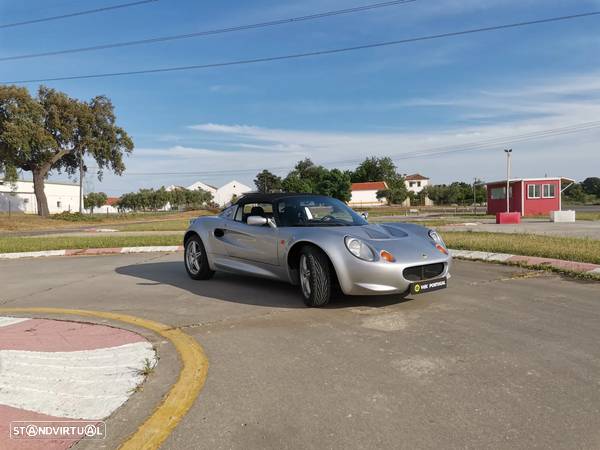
0, 316, 156, 449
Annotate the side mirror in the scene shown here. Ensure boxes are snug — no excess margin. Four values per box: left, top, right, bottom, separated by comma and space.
361, 212, 369, 221
247, 216, 268, 226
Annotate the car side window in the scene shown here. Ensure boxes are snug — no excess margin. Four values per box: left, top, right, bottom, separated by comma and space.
235, 202, 273, 223
219, 205, 237, 221
234, 206, 243, 222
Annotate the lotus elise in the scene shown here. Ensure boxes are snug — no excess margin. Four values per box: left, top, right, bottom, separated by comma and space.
184, 193, 451, 307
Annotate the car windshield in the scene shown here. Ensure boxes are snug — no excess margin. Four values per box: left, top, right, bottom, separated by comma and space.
276, 196, 367, 227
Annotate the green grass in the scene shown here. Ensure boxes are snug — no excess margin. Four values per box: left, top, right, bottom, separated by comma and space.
0, 210, 211, 232
370, 217, 459, 227
576, 212, 600, 221
0, 235, 182, 253
113, 219, 191, 231
442, 231, 600, 264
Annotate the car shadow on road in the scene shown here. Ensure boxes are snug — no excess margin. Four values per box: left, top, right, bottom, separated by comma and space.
115, 261, 411, 309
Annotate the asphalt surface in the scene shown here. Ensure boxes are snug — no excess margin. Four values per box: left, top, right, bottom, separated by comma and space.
439, 220, 600, 239
1, 254, 600, 449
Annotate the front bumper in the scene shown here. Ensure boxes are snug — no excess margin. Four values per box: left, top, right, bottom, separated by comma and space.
334, 254, 452, 296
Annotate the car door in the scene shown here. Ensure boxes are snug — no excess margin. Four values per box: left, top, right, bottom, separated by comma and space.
221, 202, 280, 265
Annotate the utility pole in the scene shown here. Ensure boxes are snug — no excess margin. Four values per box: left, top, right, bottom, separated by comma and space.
504, 149, 512, 213
79, 149, 84, 214
473, 178, 477, 214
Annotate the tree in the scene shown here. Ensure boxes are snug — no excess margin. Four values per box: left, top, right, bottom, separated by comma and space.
351, 156, 397, 183
422, 185, 449, 204
281, 159, 321, 194
84, 192, 108, 214
582, 177, 600, 197
254, 169, 282, 193
316, 169, 351, 202
0, 85, 133, 216
281, 159, 351, 201
563, 182, 590, 203
352, 156, 408, 205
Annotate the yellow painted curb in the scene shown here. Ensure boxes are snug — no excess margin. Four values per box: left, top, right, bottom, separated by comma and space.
0, 307, 208, 450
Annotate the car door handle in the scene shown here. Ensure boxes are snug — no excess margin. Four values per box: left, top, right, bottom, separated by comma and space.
214, 228, 225, 238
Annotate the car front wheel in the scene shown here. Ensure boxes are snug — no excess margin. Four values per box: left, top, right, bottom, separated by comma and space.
299, 247, 331, 307
184, 235, 214, 280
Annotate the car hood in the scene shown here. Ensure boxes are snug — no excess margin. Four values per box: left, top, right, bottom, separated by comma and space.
299, 222, 447, 262
312, 223, 416, 240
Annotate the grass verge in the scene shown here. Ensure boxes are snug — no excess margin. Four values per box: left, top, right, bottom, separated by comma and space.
112, 219, 191, 232
576, 211, 600, 221
0, 235, 181, 253
442, 231, 600, 265
0, 210, 211, 233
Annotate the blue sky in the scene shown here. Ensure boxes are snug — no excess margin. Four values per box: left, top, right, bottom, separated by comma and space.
1, 0, 599, 195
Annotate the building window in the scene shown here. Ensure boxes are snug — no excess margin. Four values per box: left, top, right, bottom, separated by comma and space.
542, 184, 555, 198
409, 182, 416, 187
57, 201, 62, 208
528, 184, 541, 199
491, 187, 512, 200
23, 198, 29, 204
417, 181, 421, 187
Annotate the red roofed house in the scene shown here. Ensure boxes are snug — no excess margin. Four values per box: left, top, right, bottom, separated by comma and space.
89, 196, 121, 214
349, 181, 388, 207
404, 174, 433, 206
404, 173, 429, 191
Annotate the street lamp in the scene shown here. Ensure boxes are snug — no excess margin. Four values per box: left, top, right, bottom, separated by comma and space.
504, 149, 512, 213
473, 177, 478, 214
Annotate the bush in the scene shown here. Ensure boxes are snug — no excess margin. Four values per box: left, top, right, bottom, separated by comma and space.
50, 212, 96, 222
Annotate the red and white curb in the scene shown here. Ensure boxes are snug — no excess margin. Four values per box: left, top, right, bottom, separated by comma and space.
0, 245, 183, 260
0, 317, 156, 449
450, 249, 600, 276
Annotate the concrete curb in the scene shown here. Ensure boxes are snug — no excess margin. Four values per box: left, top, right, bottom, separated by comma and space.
450, 249, 600, 276
1, 245, 598, 277
0, 245, 183, 260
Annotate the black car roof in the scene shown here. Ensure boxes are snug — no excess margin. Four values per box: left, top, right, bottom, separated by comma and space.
235, 192, 329, 204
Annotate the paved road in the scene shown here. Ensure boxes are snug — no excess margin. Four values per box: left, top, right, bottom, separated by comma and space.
439, 220, 600, 239
1, 254, 600, 449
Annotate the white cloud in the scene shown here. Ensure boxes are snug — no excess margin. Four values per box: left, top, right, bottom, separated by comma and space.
81, 70, 600, 195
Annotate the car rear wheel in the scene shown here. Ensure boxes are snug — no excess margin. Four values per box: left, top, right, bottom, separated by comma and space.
299, 247, 331, 307
185, 235, 214, 280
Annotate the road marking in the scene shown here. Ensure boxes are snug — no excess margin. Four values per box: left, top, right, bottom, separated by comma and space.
0, 317, 29, 327
0, 308, 208, 450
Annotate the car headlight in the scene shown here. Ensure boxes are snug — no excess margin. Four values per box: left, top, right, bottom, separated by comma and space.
428, 230, 448, 255
344, 236, 375, 261
428, 230, 444, 245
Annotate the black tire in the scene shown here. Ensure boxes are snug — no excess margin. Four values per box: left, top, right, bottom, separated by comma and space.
298, 246, 331, 307
184, 235, 214, 280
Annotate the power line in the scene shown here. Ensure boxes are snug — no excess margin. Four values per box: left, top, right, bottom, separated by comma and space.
0, 0, 416, 62
0, 0, 159, 30
116, 121, 600, 177
3, 11, 599, 84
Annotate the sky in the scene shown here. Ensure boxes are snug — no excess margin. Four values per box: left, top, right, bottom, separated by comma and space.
1, 0, 599, 195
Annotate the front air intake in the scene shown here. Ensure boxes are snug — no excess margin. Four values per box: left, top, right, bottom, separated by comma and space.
403, 263, 445, 282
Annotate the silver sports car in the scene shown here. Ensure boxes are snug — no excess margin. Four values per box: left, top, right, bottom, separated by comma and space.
184, 193, 451, 307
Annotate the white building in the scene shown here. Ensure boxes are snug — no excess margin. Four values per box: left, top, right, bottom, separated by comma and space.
349, 181, 388, 207
404, 174, 430, 193
0, 180, 80, 214
404, 174, 433, 206
88, 197, 121, 215
186, 181, 217, 198
186, 180, 252, 206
